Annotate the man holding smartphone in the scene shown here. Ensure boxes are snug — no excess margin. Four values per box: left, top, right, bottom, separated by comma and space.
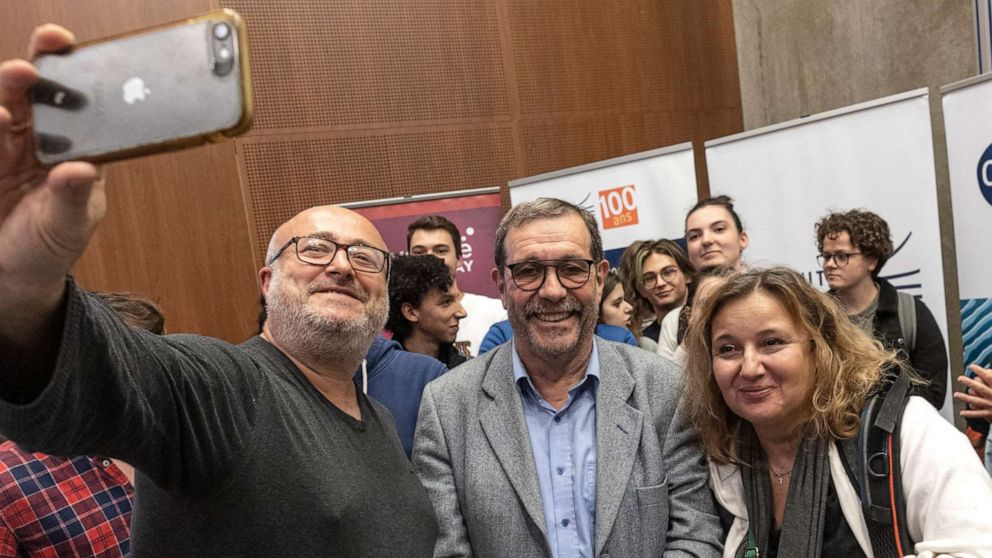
0, 25, 436, 557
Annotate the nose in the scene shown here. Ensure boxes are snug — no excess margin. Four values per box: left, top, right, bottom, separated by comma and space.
454, 301, 467, 320
739, 345, 763, 379
622, 301, 633, 316
537, 266, 567, 301
701, 230, 714, 245
323, 245, 354, 276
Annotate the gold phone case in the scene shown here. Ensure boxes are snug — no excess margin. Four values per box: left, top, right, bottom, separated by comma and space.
31, 9, 254, 165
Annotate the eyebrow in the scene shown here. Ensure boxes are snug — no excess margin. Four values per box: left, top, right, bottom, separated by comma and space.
687, 220, 729, 234
712, 326, 789, 342
307, 231, 382, 249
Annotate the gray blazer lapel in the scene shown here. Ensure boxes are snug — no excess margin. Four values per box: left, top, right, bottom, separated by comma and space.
594, 343, 642, 556
478, 345, 548, 540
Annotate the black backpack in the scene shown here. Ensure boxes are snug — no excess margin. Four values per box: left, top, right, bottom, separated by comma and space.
838, 366, 915, 558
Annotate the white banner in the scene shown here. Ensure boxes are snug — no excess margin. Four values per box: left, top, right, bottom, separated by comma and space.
706, 89, 952, 418
942, 74, 992, 373
508, 143, 698, 266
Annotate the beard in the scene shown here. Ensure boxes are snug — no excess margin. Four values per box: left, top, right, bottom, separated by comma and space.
265, 269, 388, 367
507, 294, 598, 359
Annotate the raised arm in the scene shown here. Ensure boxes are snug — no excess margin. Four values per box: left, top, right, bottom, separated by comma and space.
0, 25, 102, 401
0, 26, 259, 495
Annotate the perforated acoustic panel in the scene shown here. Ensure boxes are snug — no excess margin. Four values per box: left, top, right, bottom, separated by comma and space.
242, 127, 516, 258
510, 0, 678, 115
221, 0, 509, 130
218, 0, 740, 269
521, 112, 696, 176
509, 0, 743, 180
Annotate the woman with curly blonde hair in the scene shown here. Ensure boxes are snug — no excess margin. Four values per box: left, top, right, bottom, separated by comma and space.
682, 267, 992, 558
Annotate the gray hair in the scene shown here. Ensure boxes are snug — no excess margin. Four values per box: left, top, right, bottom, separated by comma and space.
494, 198, 603, 267
265, 231, 284, 268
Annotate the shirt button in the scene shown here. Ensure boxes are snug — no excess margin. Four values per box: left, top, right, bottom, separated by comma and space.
553, 416, 561, 423
102, 460, 111, 467
561, 519, 570, 527
556, 467, 565, 475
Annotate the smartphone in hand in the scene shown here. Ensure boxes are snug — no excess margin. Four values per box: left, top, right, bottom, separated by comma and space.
30, 9, 253, 165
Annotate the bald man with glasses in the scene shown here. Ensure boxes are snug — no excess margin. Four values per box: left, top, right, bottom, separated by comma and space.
412, 197, 722, 558
0, 25, 436, 556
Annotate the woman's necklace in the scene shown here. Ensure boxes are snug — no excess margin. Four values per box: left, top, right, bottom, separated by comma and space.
769, 465, 792, 485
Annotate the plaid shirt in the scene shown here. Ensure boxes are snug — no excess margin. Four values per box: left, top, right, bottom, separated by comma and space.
0, 441, 133, 557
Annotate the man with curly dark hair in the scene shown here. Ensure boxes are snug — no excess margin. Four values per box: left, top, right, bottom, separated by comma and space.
815, 209, 948, 408
387, 255, 468, 369
407, 215, 507, 357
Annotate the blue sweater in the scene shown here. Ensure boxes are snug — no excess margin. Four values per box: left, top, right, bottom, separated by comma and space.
355, 336, 447, 457
478, 320, 639, 354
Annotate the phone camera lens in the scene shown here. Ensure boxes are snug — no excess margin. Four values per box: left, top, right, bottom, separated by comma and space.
218, 48, 231, 60
213, 23, 230, 40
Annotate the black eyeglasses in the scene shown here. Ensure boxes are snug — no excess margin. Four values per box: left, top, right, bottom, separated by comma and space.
504, 259, 596, 291
816, 252, 863, 267
267, 236, 390, 273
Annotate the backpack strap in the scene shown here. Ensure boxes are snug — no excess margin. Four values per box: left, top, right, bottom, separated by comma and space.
896, 292, 917, 354
839, 367, 914, 558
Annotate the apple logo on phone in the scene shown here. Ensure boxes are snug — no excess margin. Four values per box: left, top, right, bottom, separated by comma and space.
122, 77, 151, 104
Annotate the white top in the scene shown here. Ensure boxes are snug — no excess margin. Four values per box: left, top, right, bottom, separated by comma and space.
656, 306, 681, 360
457, 292, 506, 357
710, 397, 992, 558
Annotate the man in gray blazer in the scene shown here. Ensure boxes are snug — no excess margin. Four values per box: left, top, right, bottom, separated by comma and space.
412, 198, 722, 557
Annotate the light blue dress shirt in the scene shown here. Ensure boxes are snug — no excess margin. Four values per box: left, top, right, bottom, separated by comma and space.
512, 341, 599, 558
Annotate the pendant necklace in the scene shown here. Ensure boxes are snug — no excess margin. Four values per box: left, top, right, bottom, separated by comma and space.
769, 466, 792, 485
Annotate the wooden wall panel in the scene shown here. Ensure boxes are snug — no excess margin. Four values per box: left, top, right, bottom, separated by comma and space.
509, 0, 743, 196
221, 0, 510, 131
78, 144, 259, 341
1, 0, 742, 342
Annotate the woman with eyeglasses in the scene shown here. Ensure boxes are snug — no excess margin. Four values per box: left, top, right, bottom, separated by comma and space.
626, 239, 694, 352
682, 267, 992, 558
815, 209, 947, 410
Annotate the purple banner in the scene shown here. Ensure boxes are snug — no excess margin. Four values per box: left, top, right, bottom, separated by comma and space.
352, 191, 503, 298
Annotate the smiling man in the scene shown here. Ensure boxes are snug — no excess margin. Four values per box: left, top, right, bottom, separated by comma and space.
0, 25, 436, 556
412, 198, 722, 558
387, 254, 468, 369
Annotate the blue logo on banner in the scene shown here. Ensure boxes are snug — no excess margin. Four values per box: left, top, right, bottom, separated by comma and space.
977, 144, 992, 206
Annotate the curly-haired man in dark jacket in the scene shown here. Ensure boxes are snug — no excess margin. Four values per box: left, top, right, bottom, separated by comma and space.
815, 209, 948, 409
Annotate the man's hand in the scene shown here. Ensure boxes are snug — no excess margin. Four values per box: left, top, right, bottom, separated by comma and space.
956, 364, 992, 422
0, 25, 103, 344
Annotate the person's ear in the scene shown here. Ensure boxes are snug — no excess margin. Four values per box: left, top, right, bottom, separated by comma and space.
258, 267, 273, 298
494, 267, 507, 297
595, 260, 609, 286
401, 302, 419, 323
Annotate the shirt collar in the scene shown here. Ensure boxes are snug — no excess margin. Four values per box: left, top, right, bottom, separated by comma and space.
511, 337, 600, 391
